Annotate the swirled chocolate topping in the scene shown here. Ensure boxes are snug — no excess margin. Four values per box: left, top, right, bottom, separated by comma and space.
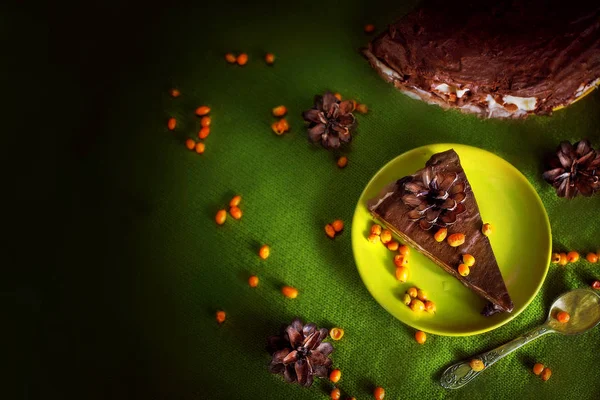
364, 0, 600, 118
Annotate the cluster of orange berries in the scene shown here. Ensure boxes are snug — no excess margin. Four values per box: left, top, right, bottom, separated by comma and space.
367, 223, 412, 282
215, 194, 243, 225
325, 220, 345, 239
183, 105, 212, 153
532, 362, 553, 382
166, 90, 212, 154
270, 105, 290, 135
402, 287, 436, 315
225, 52, 276, 66
552, 250, 599, 266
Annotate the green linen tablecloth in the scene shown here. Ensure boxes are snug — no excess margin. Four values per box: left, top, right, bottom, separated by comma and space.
9, 1, 600, 399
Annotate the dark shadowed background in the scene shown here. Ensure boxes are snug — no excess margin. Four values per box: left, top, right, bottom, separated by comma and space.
4, 1, 600, 399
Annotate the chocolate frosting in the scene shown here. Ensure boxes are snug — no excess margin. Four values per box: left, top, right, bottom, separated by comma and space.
366, 0, 600, 117
369, 149, 514, 313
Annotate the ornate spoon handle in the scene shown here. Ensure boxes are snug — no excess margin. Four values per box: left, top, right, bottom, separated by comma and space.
440, 324, 553, 389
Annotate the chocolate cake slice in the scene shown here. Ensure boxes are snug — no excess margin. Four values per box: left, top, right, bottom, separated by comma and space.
364, 0, 600, 118
368, 149, 513, 313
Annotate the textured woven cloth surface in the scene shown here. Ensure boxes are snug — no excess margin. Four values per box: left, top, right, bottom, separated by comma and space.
14, 1, 600, 399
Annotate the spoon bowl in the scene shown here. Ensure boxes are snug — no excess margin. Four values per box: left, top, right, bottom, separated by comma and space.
546, 288, 600, 335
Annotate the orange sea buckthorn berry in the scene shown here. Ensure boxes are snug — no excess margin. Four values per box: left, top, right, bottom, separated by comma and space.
586, 252, 599, 263
380, 230, 392, 244
434, 228, 448, 242
533, 363, 545, 375
356, 103, 369, 114
329, 369, 342, 383
416, 289, 428, 301
415, 330, 427, 344
329, 327, 345, 340
185, 138, 196, 150
248, 275, 259, 288
334, 93, 342, 101
332, 220, 344, 232
198, 127, 211, 139
265, 53, 275, 64
259, 245, 270, 259
236, 53, 248, 66
271, 121, 285, 135
271, 119, 289, 135
230, 206, 242, 220
394, 254, 408, 267
462, 254, 476, 267
225, 53, 237, 63
281, 286, 298, 299
373, 386, 385, 400
337, 156, 348, 168
410, 299, 425, 312
458, 263, 470, 276
556, 311, 570, 323
398, 244, 410, 255
551, 253, 561, 264
325, 224, 336, 239
201, 116, 211, 127
368, 233, 381, 243
216, 310, 226, 324
470, 359, 485, 372
541, 368, 552, 381
424, 300, 436, 313
195, 106, 211, 116
395, 266, 409, 282
278, 118, 290, 132
330, 388, 341, 400
387, 240, 399, 251
272, 105, 287, 117
370, 224, 382, 236
406, 287, 418, 298
195, 142, 206, 154
170, 88, 180, 97
364, 24, 375, 33
215, 209, 227, 225
167, 117, 176, 131
230, 195, 242, 207
482, 223, 493, 236
447, 233, 466, 247
559, 252, 568, 266
567, 251, 579, 263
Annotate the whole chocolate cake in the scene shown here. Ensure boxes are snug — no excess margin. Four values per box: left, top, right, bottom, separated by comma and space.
364, 0, 600, 118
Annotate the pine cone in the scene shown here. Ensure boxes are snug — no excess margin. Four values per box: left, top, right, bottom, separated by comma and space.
302, 92, 356, 149
543, 140, 600, 198
267, 318, 333, 387
401, 167, 467, 230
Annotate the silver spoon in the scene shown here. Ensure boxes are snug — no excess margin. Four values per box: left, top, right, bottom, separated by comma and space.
440, 288, 600, 389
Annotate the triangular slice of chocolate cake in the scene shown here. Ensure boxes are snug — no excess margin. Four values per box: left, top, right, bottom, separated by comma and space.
368, 149, 513, 314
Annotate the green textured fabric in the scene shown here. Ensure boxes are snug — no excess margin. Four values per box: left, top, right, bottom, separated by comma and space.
10, 1, 600, 399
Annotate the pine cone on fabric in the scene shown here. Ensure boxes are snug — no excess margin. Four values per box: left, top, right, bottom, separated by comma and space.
267, 318, 333, 387
543, 140, 600, 198
401, 168, 467, 230
302, 92, 356, 149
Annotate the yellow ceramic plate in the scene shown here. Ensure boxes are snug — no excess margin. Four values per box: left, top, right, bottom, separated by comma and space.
351, 144, 551, 336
